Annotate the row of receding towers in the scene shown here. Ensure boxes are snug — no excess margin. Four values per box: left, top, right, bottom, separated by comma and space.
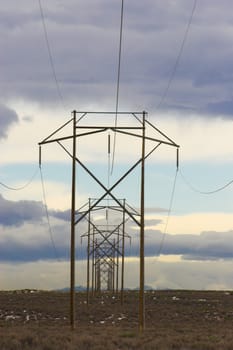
39, 110, 179, 331
81, 198, 133, 304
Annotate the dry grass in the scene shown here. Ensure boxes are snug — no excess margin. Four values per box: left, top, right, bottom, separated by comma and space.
1, 290, 233, 349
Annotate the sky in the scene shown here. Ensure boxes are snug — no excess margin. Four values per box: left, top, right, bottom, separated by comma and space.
1, 0, 233, 291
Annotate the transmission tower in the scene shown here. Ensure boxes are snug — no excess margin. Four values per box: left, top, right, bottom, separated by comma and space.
39, 110, 179, 331
81, 197, 131, 304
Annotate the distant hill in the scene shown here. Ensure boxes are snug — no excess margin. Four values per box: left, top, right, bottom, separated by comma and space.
56, 285, 159, 292
57, 285, 86, 292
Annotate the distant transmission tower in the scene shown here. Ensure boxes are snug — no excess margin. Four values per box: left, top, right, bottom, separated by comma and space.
81, 198, 131, 304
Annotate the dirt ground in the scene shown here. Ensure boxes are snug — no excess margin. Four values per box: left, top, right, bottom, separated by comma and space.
1, 289, 233, 349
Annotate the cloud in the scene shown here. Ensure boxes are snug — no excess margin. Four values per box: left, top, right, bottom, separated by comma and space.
22, 115, 34, 122
0, 193, 72, 227
0, 259, 87, 290
0, 194, 44, 227
0, 198, 233, 286
145, 218, 162, 226
145, 257, 233, 290
122, 224, 233, 262
0, 194, 87, 262
145, 207, 168, 214
0, 194, 158, 263
206, 99, 233, 117
49, 208, 71, 222
0, 239, 62, 263
1, 254, 233, 291
180, 231, 233, 261
0, 219, 86, 263
2, 256, 233, 290
1, 0, 233, 116
0, 104, 19, 139
1, 1, 233, 291
144, 229, 233, 261
0, 260, 71, 290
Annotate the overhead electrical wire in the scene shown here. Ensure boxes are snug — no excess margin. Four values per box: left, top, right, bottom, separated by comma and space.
156, 0, 198, 109
179, 169, 233, 195
154, 168, 178, 258
0, 164, 60, 261
151, 164, 233, 260
110, 0, 197, 174
111, 0, 124, 175
38, 0, 66, 110
0, 168, 39, 191
39, 165, 60, 261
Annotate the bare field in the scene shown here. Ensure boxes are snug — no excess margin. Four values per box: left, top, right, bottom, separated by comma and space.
1, 290, 233, 349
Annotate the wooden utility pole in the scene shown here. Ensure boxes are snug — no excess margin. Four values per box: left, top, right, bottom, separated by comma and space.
139, 111, 146, 332
86, 198, 91, 304
70, 110, 76, 329
121, 199, 126, 305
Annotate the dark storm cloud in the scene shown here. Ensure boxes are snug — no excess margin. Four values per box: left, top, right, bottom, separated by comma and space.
206, 100, 233, 117
0, 242, 61, 262
0, 197, 85, 262
180, 231, 233, 261
0, 240, 85, 263
0, 194, 71, 227
0, 104, 19, 139
0, 194, 44, 226
1, 1, 233, 115
0, 220, 84, 262
126, 228, 233, 261
0, 219, 232, 263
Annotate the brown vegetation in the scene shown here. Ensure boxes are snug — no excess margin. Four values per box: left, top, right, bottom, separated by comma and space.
1, 290, 233, 349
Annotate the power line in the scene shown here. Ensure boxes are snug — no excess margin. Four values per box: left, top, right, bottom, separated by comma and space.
156, 0, 198, 109
111, 0, 124, 175
153, 165, 233, 260
179, 169, 233, 195
154, 168, 178, 258
0, 165, 60, 260
38, 0, 66, 110
39, 166, 60, 261
0, 168, 39, 191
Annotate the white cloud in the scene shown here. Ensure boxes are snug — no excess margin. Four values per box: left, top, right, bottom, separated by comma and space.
153, 113, 233, 163
0, 260, 71, 290
146, 257, 233, 290
155, 212, 233, 235
2, 106, 233, 169
1, 231, 233, 290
